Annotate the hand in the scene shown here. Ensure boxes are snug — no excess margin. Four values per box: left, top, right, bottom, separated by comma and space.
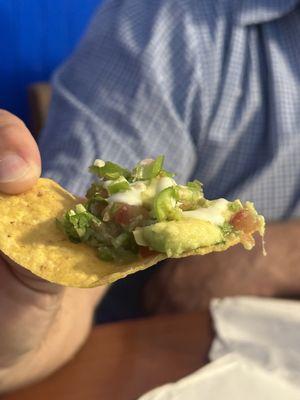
0, 110, 105, 393
0, 110, 60, 289
0, 109, 60, 379
143, 222, 300, 313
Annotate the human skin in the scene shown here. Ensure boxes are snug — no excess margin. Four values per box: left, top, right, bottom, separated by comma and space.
144, 221, 300, 313
0, 110, 106, 393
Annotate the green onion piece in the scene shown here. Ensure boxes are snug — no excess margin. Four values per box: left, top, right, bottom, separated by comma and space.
89, 161, 131, 180
107, 177, 130, 195
153, 186, 182, 221
132, 155, 165, 180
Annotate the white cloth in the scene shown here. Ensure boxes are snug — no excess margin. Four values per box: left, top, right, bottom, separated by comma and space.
210, 296, 300, 386
138, 297, 300, 399
138, 354, 300, 400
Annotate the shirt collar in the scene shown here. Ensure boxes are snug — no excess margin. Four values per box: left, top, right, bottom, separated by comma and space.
235, 0, 300, 25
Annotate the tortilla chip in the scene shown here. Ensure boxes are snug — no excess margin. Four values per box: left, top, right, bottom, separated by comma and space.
0, 178, 256, 288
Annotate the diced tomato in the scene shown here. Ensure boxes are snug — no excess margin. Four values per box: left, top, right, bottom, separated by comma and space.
112, 203, 149, 226
139, 246, 159, 258
230, 210, 260, 234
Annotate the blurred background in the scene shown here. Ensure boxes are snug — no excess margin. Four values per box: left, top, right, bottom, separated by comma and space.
0, 0, 103, 128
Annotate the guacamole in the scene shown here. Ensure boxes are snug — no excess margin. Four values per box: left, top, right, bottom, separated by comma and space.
134, 219, 224, 257
58, 156, 265, 263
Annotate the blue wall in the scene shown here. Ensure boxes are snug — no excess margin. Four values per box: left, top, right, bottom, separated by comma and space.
0, 0, 103, 122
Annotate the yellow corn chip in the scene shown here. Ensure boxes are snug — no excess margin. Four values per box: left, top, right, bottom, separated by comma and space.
0, 178, 262, 288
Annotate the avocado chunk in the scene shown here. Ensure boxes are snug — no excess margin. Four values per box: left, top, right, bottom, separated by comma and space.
133, 219, 224, 257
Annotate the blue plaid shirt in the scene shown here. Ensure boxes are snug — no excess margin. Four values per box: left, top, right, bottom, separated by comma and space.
39, 0, 300, 222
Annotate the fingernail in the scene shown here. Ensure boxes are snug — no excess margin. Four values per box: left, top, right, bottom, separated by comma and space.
0, 153, 38, 183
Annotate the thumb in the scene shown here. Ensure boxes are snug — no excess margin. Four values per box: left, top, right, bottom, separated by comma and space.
0, 110, 41, 194
0, 111, 60, 293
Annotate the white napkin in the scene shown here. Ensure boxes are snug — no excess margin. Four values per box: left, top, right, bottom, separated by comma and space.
138, 353, 300, 399
138, 296, 300, 399
210, 296, 300, 387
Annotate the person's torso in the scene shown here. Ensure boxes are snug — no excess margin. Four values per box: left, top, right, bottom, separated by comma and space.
190, 0, 300, 221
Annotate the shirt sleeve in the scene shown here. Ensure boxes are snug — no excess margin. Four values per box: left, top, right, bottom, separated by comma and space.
38, 0, 201, 195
